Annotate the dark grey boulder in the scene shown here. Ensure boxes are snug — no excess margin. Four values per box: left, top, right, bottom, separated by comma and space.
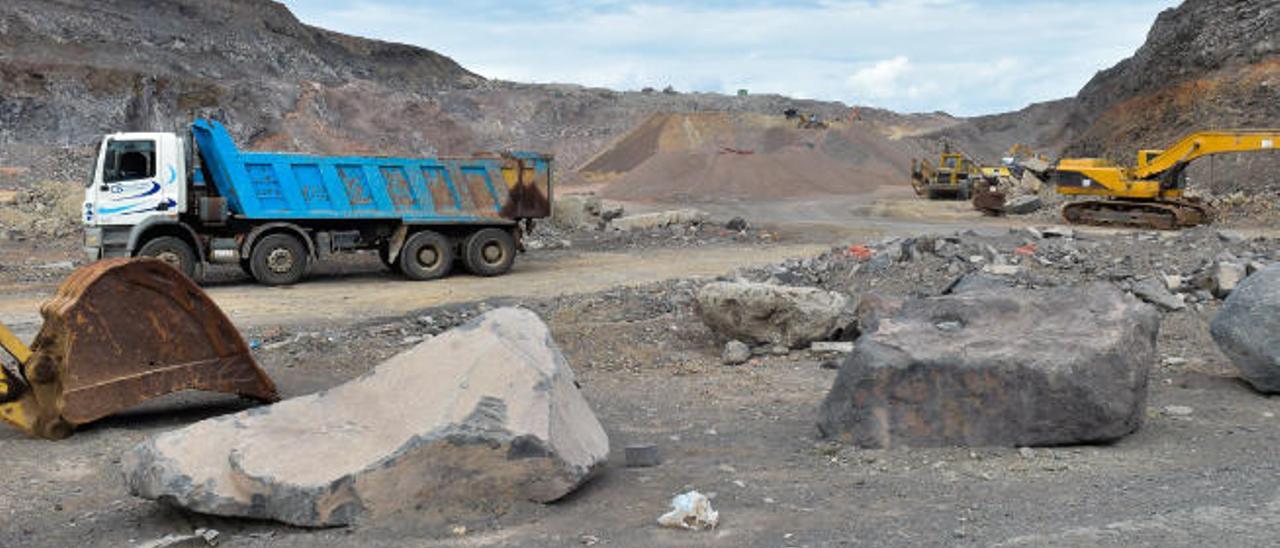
1211, 264, 1280, 393
818, 283, 1158, 447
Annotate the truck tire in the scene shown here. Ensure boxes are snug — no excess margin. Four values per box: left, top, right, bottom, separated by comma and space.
137, 236, 197, 280
398, 230, 452, 281
249, 233, 308, 286
463, 228, 516, 277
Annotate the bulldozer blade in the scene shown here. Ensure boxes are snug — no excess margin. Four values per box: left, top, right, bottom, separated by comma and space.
14, 257, 278, 439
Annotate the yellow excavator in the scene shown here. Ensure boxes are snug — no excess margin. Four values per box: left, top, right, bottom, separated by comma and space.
1054, 130, 1280, 228
0, 258, 277, 439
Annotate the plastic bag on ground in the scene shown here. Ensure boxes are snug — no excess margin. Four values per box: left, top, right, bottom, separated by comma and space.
657, 490, 719, 530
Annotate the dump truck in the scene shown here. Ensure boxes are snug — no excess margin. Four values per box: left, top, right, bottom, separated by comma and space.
1053, 129, 1280, 229
83, 119, 553, 285
1, 258, 278, 439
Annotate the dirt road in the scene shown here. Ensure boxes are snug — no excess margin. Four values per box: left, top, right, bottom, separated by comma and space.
0, 244, 827, 338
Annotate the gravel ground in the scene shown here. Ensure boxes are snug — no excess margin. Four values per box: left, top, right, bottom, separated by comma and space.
2, 226, 1279, 547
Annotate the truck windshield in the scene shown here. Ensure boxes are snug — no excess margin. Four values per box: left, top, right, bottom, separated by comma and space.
102, 139, 156, 183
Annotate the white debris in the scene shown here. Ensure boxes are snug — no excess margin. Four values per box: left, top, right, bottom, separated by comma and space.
810, 341, 855, 353
657, 490, 720, 530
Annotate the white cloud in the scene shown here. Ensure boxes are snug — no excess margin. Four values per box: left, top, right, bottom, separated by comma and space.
846, 56, 912, 99
283, 0, 1179, 115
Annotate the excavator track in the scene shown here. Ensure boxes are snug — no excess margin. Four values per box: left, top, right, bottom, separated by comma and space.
1, 257, 278, 439
1061, 199, 1210, 230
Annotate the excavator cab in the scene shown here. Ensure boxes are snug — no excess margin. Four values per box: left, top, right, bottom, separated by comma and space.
0, 258, 277, 439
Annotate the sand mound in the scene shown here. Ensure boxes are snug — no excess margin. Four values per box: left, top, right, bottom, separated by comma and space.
583, 112, 915, 203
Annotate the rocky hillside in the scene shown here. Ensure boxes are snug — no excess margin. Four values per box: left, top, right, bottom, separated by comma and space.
1063, 0, 1280, 195
2, 0, 925, 190
1065, 0, 1280, 159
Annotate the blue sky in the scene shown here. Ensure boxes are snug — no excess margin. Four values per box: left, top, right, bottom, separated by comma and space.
283, 0, 1180, 116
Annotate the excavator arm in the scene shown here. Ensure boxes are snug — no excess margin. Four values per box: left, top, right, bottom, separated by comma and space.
1054, 129, 1280, 229
1134, 130, 1280, 179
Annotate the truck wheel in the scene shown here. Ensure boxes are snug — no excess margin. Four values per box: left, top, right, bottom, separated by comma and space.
137, 236, 197, 280
398, 230, 452, 281
463, 228, 516, 277
249, 233, 308, 286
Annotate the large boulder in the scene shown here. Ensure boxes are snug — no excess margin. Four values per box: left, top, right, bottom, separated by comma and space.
610, 209, 709, 232
1211, 264, 1280, 393
696, 281, 848, 348
818, 284, 1158, 447
122, 308, 610, 527
552, 194, 603, 229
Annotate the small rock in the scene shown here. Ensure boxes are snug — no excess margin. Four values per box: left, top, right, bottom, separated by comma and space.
1131, 277, 1186, 311
625, 444, 661, 467
722, 340, 751, 365
1162, 405, 1194, 417
1040, 226, 1075, 239
1018, 447, 1035, 459
982, 264, 1023, 276
599, 201, 625, 222
726, 217, 749, 231
1216, 229, 1246, 243
1211, 261, 1247, 298
1003, 195, 1042, 215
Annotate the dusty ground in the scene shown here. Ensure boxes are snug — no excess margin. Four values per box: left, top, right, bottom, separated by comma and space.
2, 196, 1280, 547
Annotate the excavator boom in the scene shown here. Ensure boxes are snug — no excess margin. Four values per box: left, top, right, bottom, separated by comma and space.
0, 258, 277, 439
1054, 129, 1280, 229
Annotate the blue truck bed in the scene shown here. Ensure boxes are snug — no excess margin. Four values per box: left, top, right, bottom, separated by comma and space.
191, 119, 552, 223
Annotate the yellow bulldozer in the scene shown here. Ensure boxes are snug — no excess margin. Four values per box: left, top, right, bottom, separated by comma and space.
911, 147, 995, 200
0, 258, 277, 439
1053, 129, 1280, 229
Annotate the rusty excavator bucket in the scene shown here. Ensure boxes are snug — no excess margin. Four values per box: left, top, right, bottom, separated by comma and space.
0, 258, 278, 439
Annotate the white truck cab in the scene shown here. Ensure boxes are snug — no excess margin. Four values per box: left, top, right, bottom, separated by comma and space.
83, 132, 189, 262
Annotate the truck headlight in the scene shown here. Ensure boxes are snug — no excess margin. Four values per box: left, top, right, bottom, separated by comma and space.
84, 228, 103, 247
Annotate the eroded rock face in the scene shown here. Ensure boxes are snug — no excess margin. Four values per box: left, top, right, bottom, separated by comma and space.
695, 281, 848, 348
818, 284, 1158, 448
122, 307, 609, 527
1212, 264, 1280, 393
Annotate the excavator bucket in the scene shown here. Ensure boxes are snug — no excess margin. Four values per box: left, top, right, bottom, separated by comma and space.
0, 258, 278, 439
